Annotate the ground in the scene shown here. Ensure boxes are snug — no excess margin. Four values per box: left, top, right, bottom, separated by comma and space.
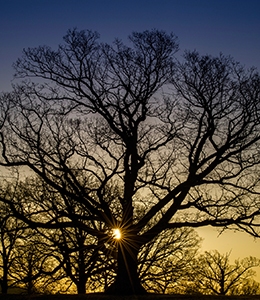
0, 294, 259, 300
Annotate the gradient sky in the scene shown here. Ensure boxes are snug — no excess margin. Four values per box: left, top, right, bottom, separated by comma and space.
1, 0, 260, 275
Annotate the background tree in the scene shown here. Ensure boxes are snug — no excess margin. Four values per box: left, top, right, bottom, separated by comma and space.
191, 250, 260, 295
138, 227, 201, 294
0, 189, 25, 294
0, 29, 260, 294
9, 229, 62, 294
233, 278, 260, 296
46, 225, 114, 294
11, 176, 116, 294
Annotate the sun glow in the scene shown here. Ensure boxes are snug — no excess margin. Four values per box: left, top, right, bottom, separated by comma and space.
112, 228, 122, 240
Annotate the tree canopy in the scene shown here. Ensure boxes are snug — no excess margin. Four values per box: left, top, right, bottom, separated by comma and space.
0, 28, 260, 294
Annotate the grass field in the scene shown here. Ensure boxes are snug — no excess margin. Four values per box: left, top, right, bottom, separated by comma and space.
0, 294, 260, 300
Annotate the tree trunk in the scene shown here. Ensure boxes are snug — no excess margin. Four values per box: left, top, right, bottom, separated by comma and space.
77, 247, 87, 294
27, 260, 34, 294
1, 278, 8, 294
1, 264, 8, 294
106, 239, 146, 295
76, 280, 86, 294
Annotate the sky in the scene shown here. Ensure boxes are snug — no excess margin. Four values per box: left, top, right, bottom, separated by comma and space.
1, 0, 260, 277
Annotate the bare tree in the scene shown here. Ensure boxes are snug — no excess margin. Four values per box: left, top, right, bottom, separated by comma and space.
9, 230, 56, 294
0, 29, 260, 294
11, 176, 116, 294
0, 190, 25, 294
138, 227, 201, 294
191, 250, 260, 295
234, 278, 260, 295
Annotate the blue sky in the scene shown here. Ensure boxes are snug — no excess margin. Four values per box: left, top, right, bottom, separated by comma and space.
1, 0, 260, 269
1, 0, 260, 91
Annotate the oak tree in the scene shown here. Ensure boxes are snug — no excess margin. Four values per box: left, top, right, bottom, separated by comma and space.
0, 29, 260, 294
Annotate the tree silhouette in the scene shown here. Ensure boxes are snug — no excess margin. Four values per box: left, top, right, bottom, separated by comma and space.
138, 227, 201, 293
9, 176, 116, 294
191, 250, 260, 295
0, 192, 25, 294
0, 29, 260, 294
9, 230, 60, 294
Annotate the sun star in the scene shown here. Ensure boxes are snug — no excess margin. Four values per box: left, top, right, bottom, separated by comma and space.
112, 228, 122, 240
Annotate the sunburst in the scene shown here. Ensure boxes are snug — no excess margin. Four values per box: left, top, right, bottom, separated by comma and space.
112, 228, 122, 240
